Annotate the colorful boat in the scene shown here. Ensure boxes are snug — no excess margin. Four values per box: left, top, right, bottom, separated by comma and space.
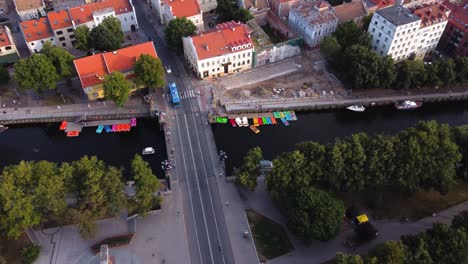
216, 117, 228, 123
241, 117, 249, 127
235, 117, 242, 127
290, 112, 297, 121
66, 131, 79, 137
258, 118, 263, 125
285, 112, 292, 121
279, 112, 285, 118
266, 117, 272, 125
261, 117, 267, 125
105, 125, 112, 133
96, 125, 104, 133
130, 118, 137, 127
229, 119, 237, 127
273, 112, 281, 118
253, 118, 259, 127
59, 121, 68, 130
249, 125, 260, 134
271, 117, 277, 125
280, 118, 289, 126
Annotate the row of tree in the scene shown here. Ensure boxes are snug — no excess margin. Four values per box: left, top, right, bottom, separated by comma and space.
335, 210, 468, 264
321, 21, 468, 89
259, 121, 466, 241
0, 155, 161, 239
74, 17, 124, 52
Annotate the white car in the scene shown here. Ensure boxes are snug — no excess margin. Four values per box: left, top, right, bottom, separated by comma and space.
165, 65, 172, 73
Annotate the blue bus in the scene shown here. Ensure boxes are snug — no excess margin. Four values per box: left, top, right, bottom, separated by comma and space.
169, 82, 180, 107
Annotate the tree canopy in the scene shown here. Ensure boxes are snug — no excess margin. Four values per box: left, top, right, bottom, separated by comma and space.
134, 54, 166, 89
41, 41, 75, 77
14, 54, 60, 92
73, 26, 90, 51
103, 71, 132, 106
216, 0, 254, 22
131, 155, 161, 216
236, 147, 263, 190
165, 17, 196, 52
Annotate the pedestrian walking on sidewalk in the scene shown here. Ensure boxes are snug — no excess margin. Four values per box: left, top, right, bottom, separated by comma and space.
226, 201, 229, 207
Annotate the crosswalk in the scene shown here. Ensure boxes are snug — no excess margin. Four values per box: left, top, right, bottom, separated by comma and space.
165, 89, 198, 101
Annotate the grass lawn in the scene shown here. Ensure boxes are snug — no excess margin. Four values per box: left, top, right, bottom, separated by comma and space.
371, 180, 468, 220
0, 233, 31, 264
246, 209, 294, 262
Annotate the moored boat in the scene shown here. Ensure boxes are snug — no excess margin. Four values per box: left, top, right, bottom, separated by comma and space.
235, 117, 242, 127
249, 125, 260, 134
142, 147, 155, 155
394, 100, 422, 110
216, 117, 228, 123
280, 118, 289, 126
229, 119, 237, 127
346, 105, 366, 112
271, 117, 277, 125
96, 125, 104, 133
242, 117, 249, 127
253, 118, 259, 127
66, 131, 79, 137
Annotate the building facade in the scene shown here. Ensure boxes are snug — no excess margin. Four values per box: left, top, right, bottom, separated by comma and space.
20, 17, 57, 53
438, 0, 467, 56
161, 0, 204, 32
47, 10, 75, 49
270, 0, 301, 18
0, 25, 20, 65
183, 21, 254, 79
13, 0, 46, 21
288, 1, 339, 47
74, 42, 158, 100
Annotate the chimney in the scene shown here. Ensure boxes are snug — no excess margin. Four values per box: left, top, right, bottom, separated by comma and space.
232, 27, 235, 31
394, 0, 403, 6
204, 44, 209, 51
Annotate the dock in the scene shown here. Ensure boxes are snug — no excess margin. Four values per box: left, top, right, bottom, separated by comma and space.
64, 119, 132, 132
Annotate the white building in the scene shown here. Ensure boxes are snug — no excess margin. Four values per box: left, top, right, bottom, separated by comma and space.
183, 21, 254, 79
288, 1, 339, 47
20, 17, 57, 53
13, 0, 46, 21
368, 4, 449, 61
47, 10, 75, 49
0, 25, 20, 64
161, 0, 204, 32
68, 0, 138, 33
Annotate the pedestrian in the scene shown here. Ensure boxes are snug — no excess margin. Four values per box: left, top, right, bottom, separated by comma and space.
226, 201, 229, 207
152, 253, 155, 257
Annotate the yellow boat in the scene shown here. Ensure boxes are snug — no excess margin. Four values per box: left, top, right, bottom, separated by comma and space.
253, 118, 259, 127
249, 125, 260, 134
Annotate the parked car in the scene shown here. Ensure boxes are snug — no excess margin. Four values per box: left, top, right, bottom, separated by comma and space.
165, 65, 172, 74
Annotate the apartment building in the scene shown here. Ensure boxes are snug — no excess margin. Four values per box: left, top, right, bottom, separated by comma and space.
47, 10, 75, 49
20, 17, 57, 53
0, 25, 20, 65
288, 1, 339, 47
182, 21, 254, 79
161, 0, 204, 32
13, 0, 46, 21
438, 0, 467, 56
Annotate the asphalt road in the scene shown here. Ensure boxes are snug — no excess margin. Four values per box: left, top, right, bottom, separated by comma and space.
133, 2, 235, 264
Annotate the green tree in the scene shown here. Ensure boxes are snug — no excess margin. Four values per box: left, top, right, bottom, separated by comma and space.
334, 21, 370, 48
134, 54, 166, 89
336, 253, 365, 264
452, 210, 468, 231
41, 41, 75, 77
103, 71, 132, 106
320, 36, 342, 61
90, 24, 121, 51
0, 66, 10, 84
165, 17, 196, 52
342, 45, 384, 89
394, 60, 426, 89
379, 56, 396, 88
21, 245, 40, 264
236, 147, 263, 190
453, 56, 468, 84
100, 17, 124, 44
423, 223, 468, 264
435, 58, 456, 87
361, 13, 373, 32
0, 256, 6, 264
234, 8, 254, 23
101, 166, 127, 216
424, 62, 443, 88
14, 54, 60, 92
453, 125, 468, 178
131, 155, 161, 216
368, 240, 407, 264
73, 26, 90, 51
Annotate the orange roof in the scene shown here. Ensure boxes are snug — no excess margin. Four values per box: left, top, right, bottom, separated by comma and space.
74, 42, 158, 88
0, 26, 12, 48
190, 21, 253, 60
163, 0, 201, 18
369, 0, 394, 9
20, 17, 54, 42
412, 3, 449, 28
334, 0, 367, 23
47, 10, 72, 30
69, 0, 132, 26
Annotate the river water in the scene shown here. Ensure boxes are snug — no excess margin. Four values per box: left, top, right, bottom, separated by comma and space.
0, 119, 168, 179
212, 101, 468, 174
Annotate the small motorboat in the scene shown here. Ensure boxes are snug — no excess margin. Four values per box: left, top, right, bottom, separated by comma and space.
253, 118, 259, 127
265, 117, 272, 125
105, 125, 112, 133
130, 118, 137, 127
242, 117, 249, 127
216, 117, 228, 123
249, 125, 260, 134
270, 117, 277, 125
347, 105, 365, 112
59, 121, 68, 130
142, 147, 155, 155
394, 100, 423, 110
66, 131, 79, 137
235, 117, 242, 127
229, 119, 236, 127
280, 118, 289, 126
96, 125, 104, 133
262, 117, 268, 125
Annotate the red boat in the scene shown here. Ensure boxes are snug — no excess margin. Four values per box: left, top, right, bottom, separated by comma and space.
66, 131, 79, 137
258, 118, 263, 125
59, 121, 68, 130
229, 119, 236, 127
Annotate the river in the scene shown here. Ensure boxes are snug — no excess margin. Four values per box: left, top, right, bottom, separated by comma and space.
212, 101, 468, 174
0, 119, 168, 179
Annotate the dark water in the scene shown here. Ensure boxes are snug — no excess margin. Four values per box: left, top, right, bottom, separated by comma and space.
212, 101, 468, 174
0, 119, 167, 179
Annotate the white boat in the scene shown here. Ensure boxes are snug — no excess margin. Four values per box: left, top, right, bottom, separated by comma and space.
142, 147, 155, 155
0, 125, 7, 133
394, 100, 422, 110
346, 105, 365, 112
241, 117, 249, 127
235, 117, 242, 127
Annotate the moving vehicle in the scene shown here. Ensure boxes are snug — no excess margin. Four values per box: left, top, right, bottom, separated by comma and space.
168, 82, 180, 107
394, 100, 422, 110
165, 65, 172, 73
142, 147, 155, 155
347, 105, 365, 112
249, 125, 260, 134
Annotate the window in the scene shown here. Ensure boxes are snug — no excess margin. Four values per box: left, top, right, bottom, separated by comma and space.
5, 46, 11, 50
376, 39, 380, 44
378, 32, 382, 37
67, 28, 73, 33
59, 37, 65, 41
57, 30, 63, 35
71, 40, 76, 46
70, 34, 75, 39
201, 63, 204, 67
374, 21, 378, 25
247, 60, 250, 64
31, 42, 35, 46
62, 43, 66, 47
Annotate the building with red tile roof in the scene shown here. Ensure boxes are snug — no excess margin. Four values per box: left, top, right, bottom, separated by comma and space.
47, 10, 75, 49
438, 0, 468, 56
334, 0, 369, 24
20, 17, 57, 53
270, 0, 301, 18
0, 25, 20, 65
288, 1, 339, 47
74, 42, 158, 100
161, 0, 203, 31
13, 0, 46, 21
182, 21, 254, 79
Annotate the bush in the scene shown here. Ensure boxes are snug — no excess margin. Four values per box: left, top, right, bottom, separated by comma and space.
21, 245, 40, 264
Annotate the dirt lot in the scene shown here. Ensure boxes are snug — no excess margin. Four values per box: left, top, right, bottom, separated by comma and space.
224, 51, 346, 101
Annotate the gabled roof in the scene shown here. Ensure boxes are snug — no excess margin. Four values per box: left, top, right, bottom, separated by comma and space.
163, 0, 201, 18
443, 0, 467, 33
412, 3, 449, 28
291, 1, 339, 25
334, 0, 368, 23
376, 5, 420, 26
74, 42, 158, 88
14, 0, 43, 12
189, 21, 254, 60
20, 17, 54, 42
0, 26, 13, 48
68, 0, 132, 26
368, 0, 394, 9
47, 10, 73, 30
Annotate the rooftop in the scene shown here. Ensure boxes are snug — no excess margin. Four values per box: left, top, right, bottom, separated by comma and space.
68, 0, 132, 26
412, 3, 450, 28
291, 1, 339, 26
47, 10, 72, 30
190, 21, 253, 60
20, 17, 54, 42
14, 0, 43, 12
376, 5, 421, 26
334, 0, 368, 23
74, 42, 158, 88
0, 26, 12, 48
368, 0, 394, 9
163, 0, 201, 18
444, 0, 467, 32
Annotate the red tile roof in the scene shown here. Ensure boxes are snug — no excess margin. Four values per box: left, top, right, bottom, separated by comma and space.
190, 21, 253, 60
163, 0, 201, 18
74, 42, 158, 88
443, 0, 467, 33
334, 0, 368, 23
20, 17, 54, 42
412, 3, 450, 28
68, 0, 132, 26
368, 0, 394, 9
47, 10, 72, 30
0, 26, 12, 48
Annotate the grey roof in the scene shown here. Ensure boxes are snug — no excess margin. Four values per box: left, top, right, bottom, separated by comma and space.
376, 5, 420, 26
